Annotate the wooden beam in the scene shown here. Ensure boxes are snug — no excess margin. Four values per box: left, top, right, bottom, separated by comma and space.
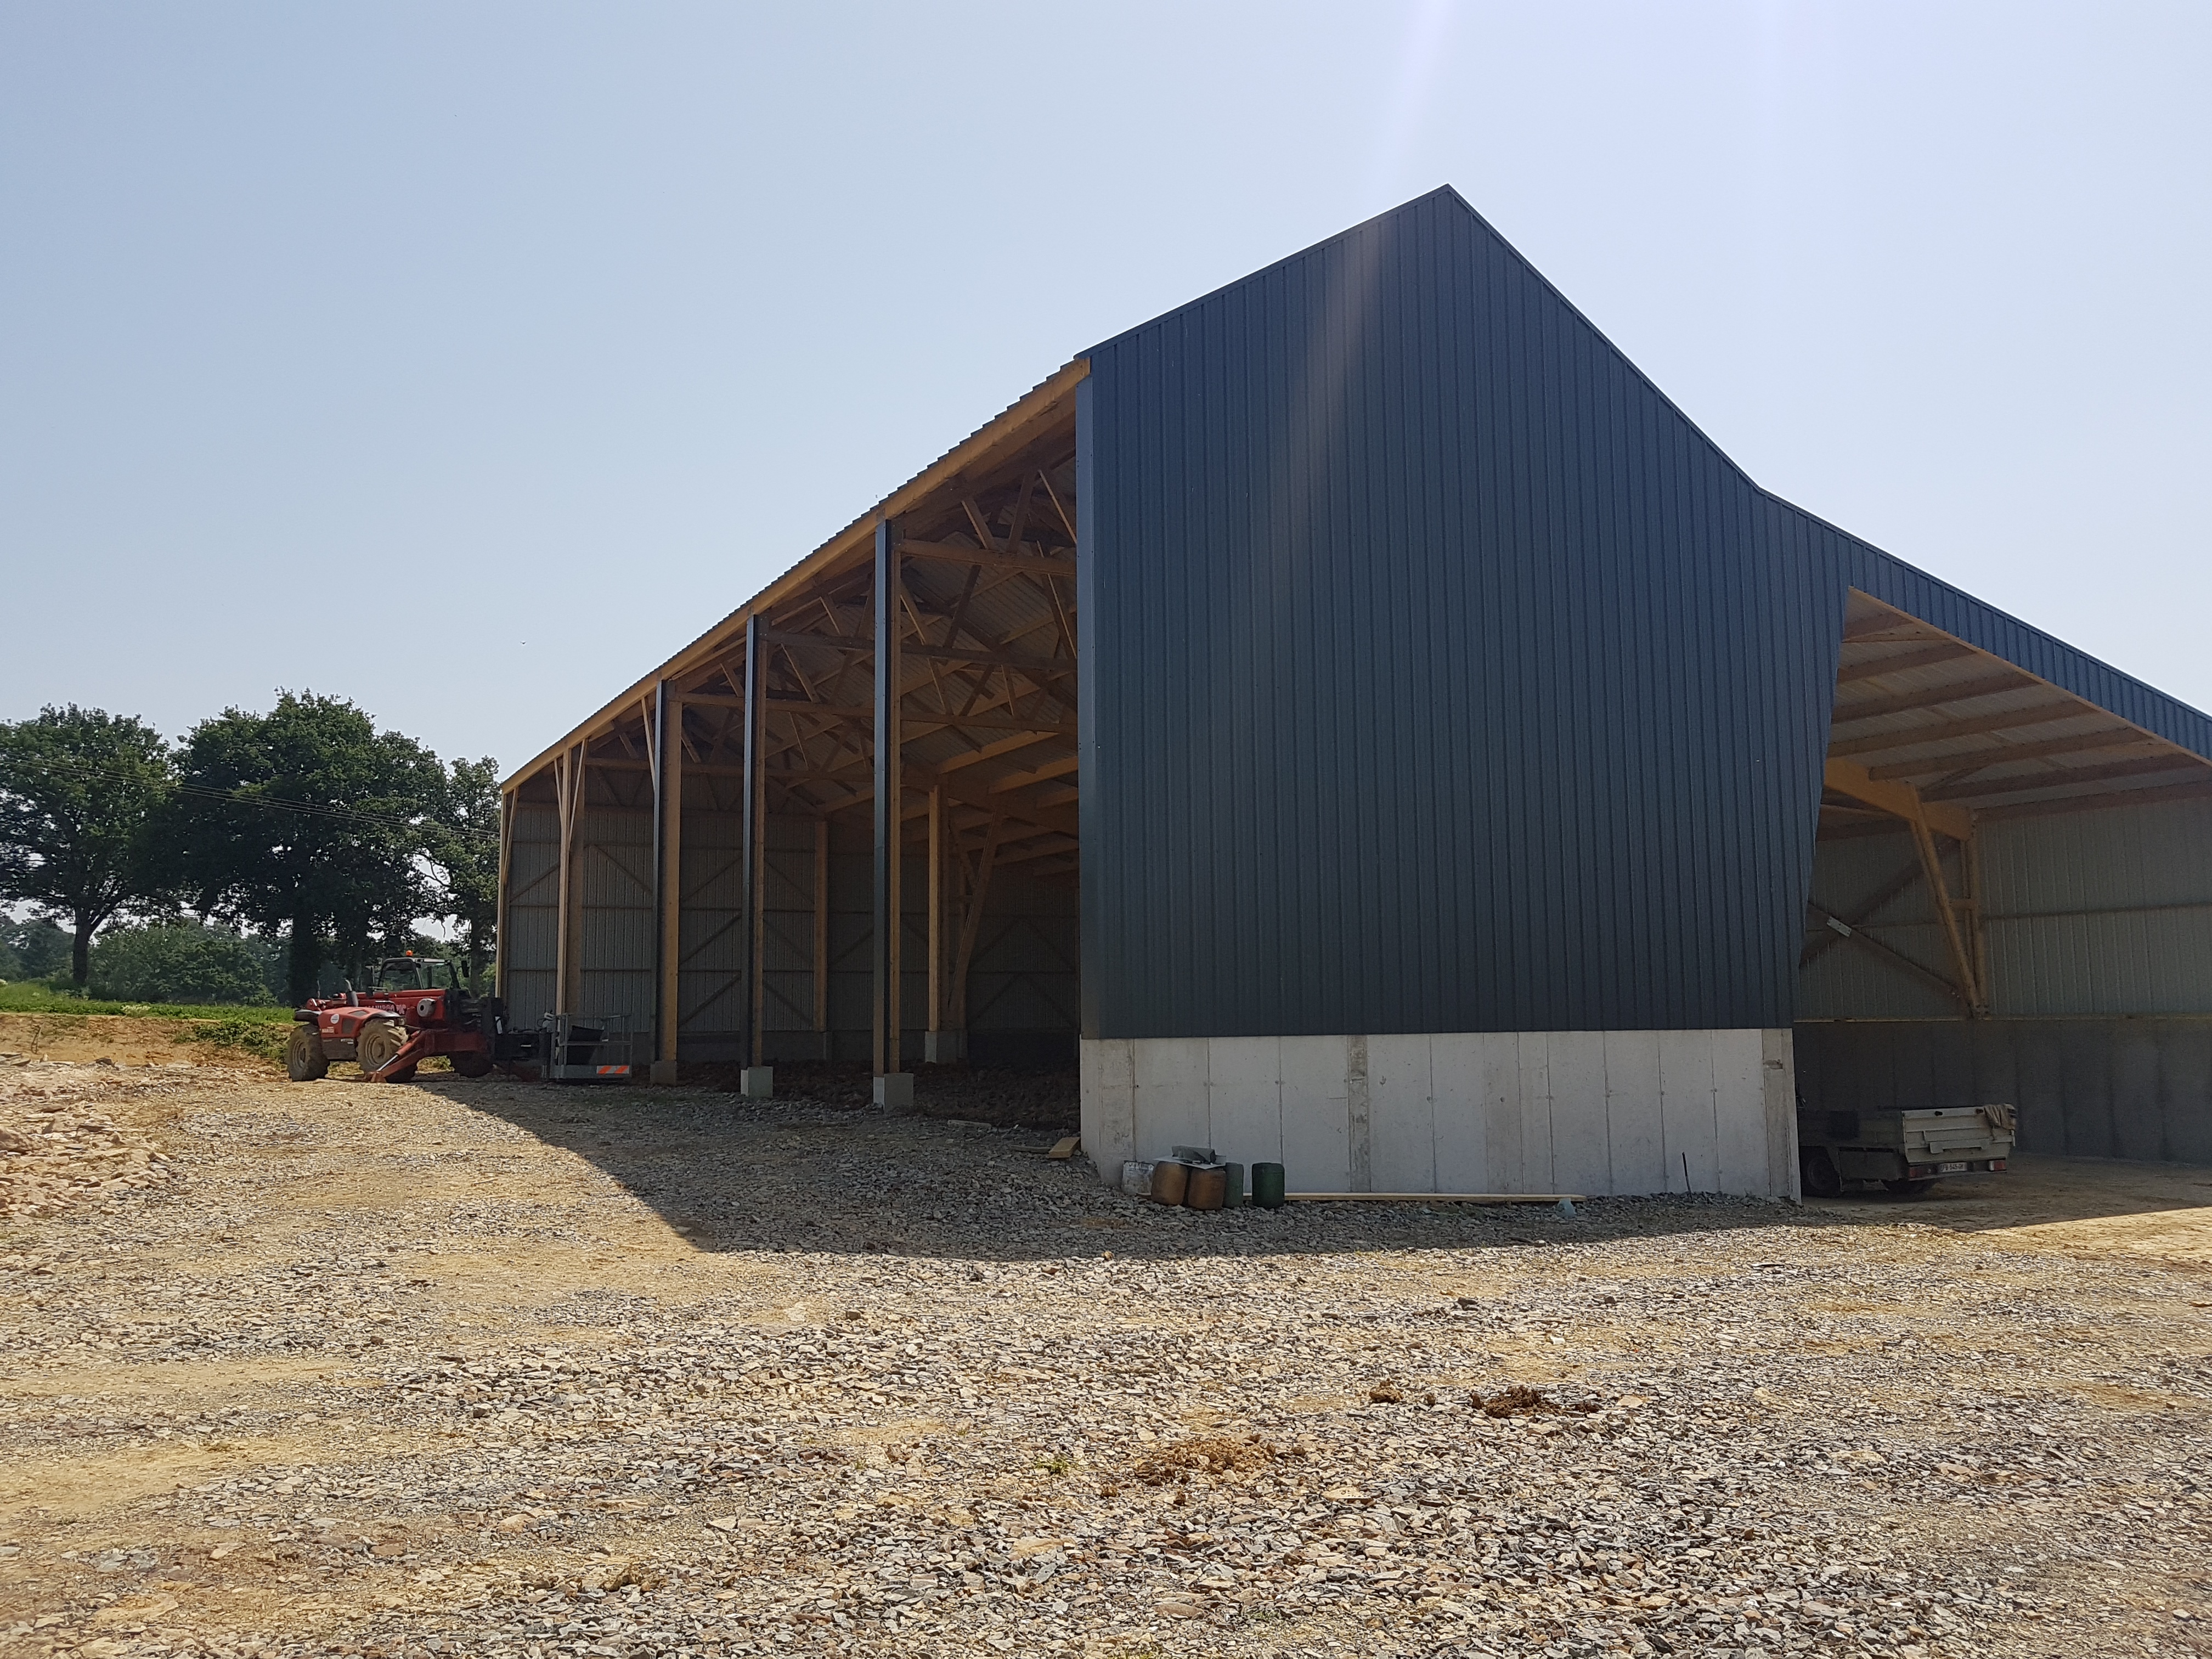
1801, 860, 1926, 970
1864, 726, 2153, 779
1828, 701, 2088, 758
761, 628, 868, 656
903, 640, 1074, 675
1831, 672, 2040, 725
897, 538, 1075, 578
914, 762, 1079, 837
1835, 642, 1975, 683
1908, 814, 1985, 1015
763, 698, 1075, 737
1842, 607, 1915, 642
1806, 899, 1968, 1007
1921, 752, 2209, 804
992, 835, 1080, 868
936, 729, 1064, 775
1977, 776, 2212, 822
989, 753, 1080, 793
1822, 757, 1975, 842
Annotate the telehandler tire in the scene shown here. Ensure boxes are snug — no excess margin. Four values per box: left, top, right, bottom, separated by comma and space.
286, 1023, 329, 1082
449, 1049, 495, 1079
357, 1018, 414, 1082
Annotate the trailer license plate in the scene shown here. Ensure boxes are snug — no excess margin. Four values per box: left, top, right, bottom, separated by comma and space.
1937, 1160, 1967, 1173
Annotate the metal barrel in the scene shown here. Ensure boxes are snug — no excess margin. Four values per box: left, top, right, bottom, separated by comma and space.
1252, 1162, 1286, 1209
1149, 1160, 1189, 1205
1184, 1165, 1227, 1210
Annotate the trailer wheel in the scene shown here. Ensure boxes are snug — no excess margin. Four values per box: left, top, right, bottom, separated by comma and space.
1883, 1178, 1936, 1198
286, 1023, 329, 1082
1799, 1148, 1842, 1199
449, 1050, 494, 1079
357, 1019, 411, 1082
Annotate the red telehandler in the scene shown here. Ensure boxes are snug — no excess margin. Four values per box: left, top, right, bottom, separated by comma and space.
286, 956, 523, 1083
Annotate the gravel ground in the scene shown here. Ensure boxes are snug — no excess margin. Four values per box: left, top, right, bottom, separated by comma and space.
2, 1060, 2209, 1659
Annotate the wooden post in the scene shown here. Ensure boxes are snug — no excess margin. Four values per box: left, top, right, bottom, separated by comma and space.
651, 683, 684, 1077
812, 816, 830, 1055
1909, 811, 1985, 1017
872, 521, 907, 1093
1964, 827, 1992, 1010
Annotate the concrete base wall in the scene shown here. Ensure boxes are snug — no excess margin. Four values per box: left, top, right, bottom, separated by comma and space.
1081, 1029, 1799, 1199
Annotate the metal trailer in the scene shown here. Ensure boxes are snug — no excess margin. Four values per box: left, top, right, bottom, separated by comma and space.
537, 1014, 635, 1082
1797, 1103, 2016, 1198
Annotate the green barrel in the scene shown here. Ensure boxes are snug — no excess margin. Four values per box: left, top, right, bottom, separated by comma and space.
1252, 1161, 1287, 1209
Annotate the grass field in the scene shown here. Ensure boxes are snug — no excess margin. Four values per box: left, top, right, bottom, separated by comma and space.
0, 981, 293, 1023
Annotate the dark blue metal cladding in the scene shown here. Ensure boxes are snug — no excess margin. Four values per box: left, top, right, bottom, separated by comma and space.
1080, 187, 1847, 1040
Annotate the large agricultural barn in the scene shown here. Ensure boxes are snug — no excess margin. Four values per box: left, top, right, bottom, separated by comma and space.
499, 187, 2212, 1199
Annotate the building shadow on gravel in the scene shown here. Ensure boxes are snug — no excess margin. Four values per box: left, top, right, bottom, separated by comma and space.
395, 1072, 1972, 1268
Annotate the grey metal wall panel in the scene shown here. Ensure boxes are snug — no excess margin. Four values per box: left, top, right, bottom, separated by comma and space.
678, 803, 746, 1045
1798, 832, 1960, 1019
1796, 1018, 2212, 1164
1082, 186, 1839, 1040
578, 806, 654, 1031
504, 803, 560, 1027
1982, 793, 2212, 1015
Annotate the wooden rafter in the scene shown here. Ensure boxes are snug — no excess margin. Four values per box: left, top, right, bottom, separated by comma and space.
1833, 672, 2039, 725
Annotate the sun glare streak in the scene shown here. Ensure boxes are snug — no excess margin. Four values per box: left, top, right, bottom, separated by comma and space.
1366, 0, 1457, 204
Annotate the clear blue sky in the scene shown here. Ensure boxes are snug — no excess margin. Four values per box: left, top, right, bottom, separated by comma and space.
4, 2, 2207, 777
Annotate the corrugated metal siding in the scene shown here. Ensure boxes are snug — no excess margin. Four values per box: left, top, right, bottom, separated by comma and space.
1796, 1017, 2212, 1163
1798, 832, 1959, 1020
504, 803, 560, 1026
1081, 185, 1839, 1040
577, 807, 654, 1032
757, 813, 817, 1037
1983, 793, 2212, 1014
966, 868, 1079, 1034
677, 796, 746, 1044
1799, 797, 2212, 1020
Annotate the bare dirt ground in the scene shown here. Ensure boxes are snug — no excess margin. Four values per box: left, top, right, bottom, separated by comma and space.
2, 1058, 2208, 1659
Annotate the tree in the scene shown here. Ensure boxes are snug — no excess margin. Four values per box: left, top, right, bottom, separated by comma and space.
87, 920, 272, 1005
0, 707, 177, 986
160, 693, 446, 1006
428, 756, 501, 992
0, 917, 75, 981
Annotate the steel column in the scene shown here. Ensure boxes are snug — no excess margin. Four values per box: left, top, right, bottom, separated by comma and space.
742, 614, 766, 1068
494, 787, 514, 998
554, 744, 583, 1015
812, 816, 830, 1049
872, 521, 903, 1077
651, 682, 683, 1072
